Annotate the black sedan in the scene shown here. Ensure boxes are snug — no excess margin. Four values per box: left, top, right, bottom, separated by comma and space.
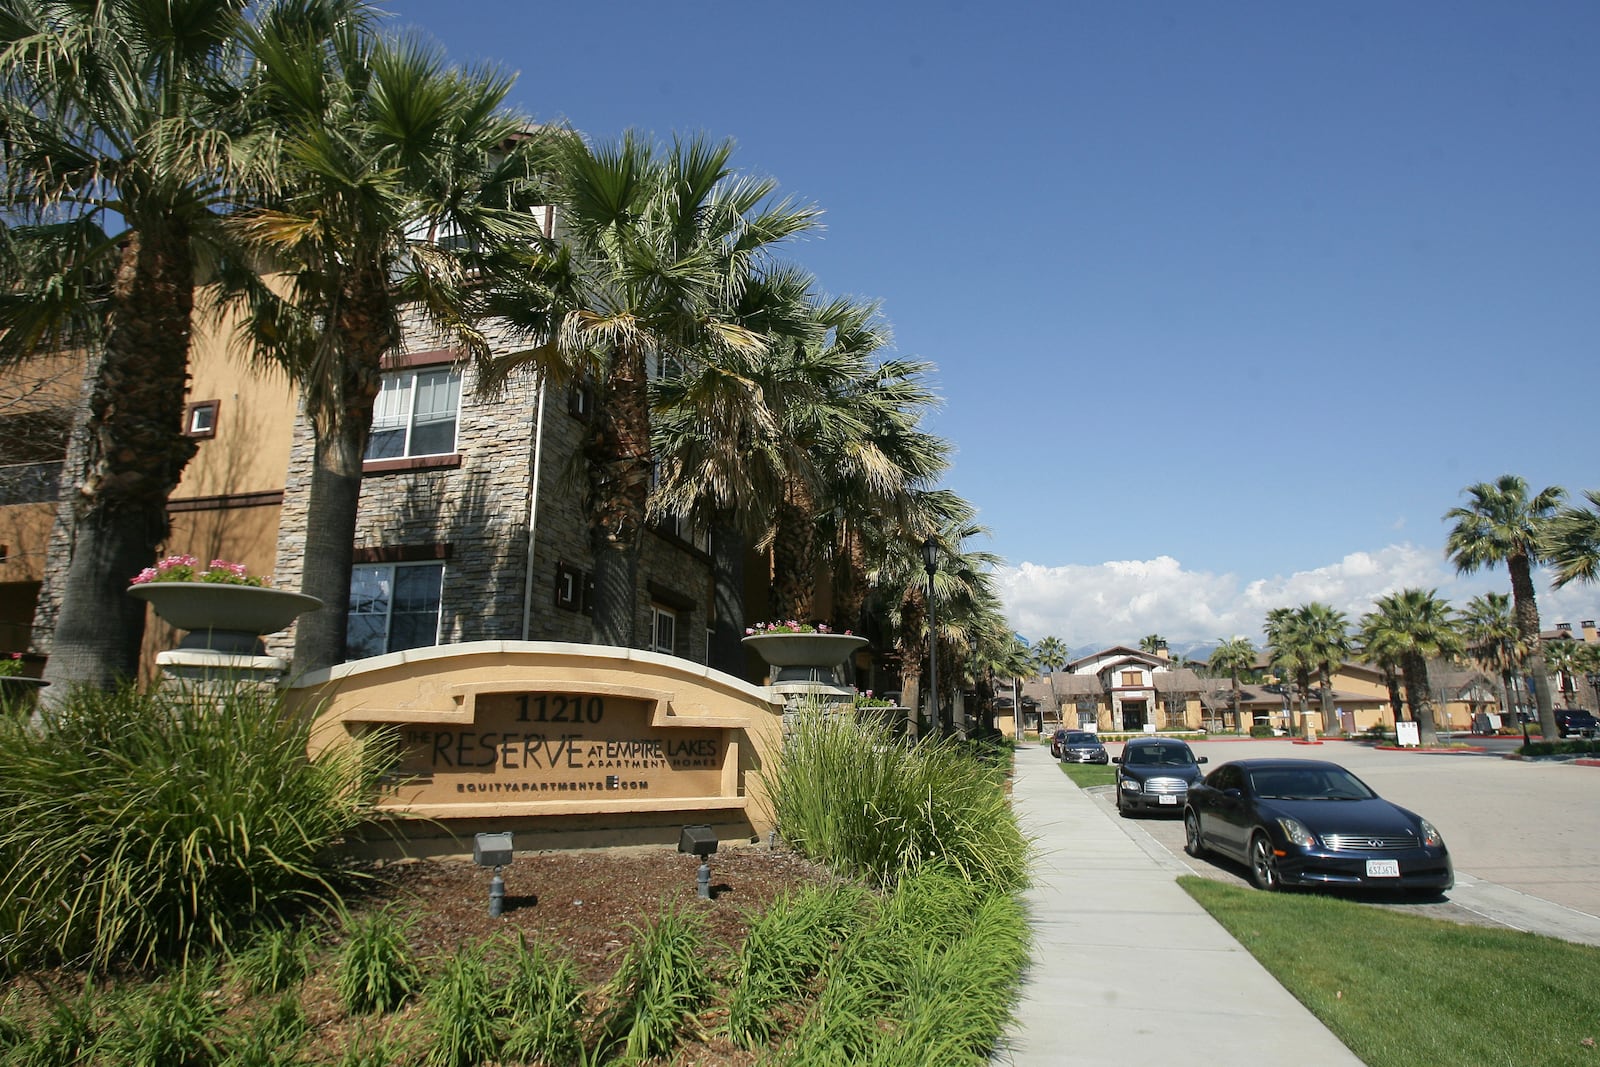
1112, 737, 1206, 816
1183, 758, 1453, 894
1052, 730, 1108, 763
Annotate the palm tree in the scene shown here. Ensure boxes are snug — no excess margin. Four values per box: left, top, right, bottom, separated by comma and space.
488, 133, 819, 648
1032, 634, 1070, 730
1263, 607, 1310, 732
1444, 474, 1565, 742
1139, 633, 1166, 656
1544, 488, 1600, 590
1208, 637, 1255, 735
1544, 637, 1582, 708
1361, 589, 1462, 747
1460, 592, 1527, 724
1355, 609, 1406, 734
1297, 602, 1351, 735
0, 0, 262, 690
232, 4, 547, 673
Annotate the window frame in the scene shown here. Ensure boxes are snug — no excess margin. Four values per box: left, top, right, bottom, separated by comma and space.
184, 399, 220, 438
364, 355, 463, 467
650, 604, 677, 656
346, 559, 446, 660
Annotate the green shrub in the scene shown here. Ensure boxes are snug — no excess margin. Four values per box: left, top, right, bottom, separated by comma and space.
229, 925, 315, 996
499, 934, 586, 1066
335, 909, 419, 1015
595, 899, 712, 1064
217, 996, 307, 1067
765, 707, 1030, 891
772, 864, 1030, 1066
421, 944, 500, 1067
0, 683, 393, 971
1248, 724, 1275, 737
726, 882, 872, 1048
0, 989, 101, 1067
101, 962, 223, 1067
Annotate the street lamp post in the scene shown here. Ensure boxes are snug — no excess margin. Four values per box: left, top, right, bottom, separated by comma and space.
922, 536, 940, 740
1588, 672, 1600, 714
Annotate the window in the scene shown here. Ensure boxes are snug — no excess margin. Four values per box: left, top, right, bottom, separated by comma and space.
347, 562, 444, 660
651, 605, 677, 655
185, 400, 219, 438
1121, 670, 1143, 687
366, 367, 461, 460
567, 379, 595, 420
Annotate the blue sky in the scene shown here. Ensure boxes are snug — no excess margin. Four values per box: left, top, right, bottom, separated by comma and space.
379, 1, 1600, 651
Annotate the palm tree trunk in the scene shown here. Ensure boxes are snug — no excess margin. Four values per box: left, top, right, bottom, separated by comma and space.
1509, 556, 1557, 739
1232, 674, 1243, 734
585, 342, 652, 648
1403, 653, 1439, 746
293, 276, 391, 674
1319, 667, 1339, 735
708, 516, 746, 676
292, 422, 365, 673
770, 480, 816, 622
1384, 669, 1404, 729
42, 229, 198, 692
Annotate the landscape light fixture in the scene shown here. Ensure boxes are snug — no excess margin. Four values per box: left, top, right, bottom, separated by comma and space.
678, 824, 718, 899
922, 536, 940, 740
472, 831, 514, 918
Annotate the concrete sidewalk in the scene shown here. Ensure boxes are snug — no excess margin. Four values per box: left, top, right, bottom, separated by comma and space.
992, 743, 1362, 1065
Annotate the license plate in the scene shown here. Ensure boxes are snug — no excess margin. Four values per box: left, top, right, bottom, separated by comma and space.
1158, 795, 1178, 805
1366, 859, 1400, 878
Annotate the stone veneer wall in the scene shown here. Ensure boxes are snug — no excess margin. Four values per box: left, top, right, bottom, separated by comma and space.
268, 312, 717, 667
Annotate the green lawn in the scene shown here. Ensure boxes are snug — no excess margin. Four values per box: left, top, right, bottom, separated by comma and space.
1181, 877, 1600, 1067
1056, 761, 1115, 788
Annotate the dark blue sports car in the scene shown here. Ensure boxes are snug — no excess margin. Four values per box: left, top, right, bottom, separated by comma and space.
1183, 758, 1453, 894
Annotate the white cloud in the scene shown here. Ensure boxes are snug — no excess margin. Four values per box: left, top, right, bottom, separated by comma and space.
997, 544, 1600, 651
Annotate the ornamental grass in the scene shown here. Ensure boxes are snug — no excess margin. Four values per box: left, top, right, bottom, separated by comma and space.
0, 683, 393, 973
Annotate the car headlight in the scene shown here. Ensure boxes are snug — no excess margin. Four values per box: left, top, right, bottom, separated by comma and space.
1419, 818, 1443, 847
1275, 816, 1315, 848
1120, 779, 1141, 793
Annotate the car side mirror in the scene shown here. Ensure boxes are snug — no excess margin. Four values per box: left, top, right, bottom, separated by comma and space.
1111, 756, 1123, 764
1198, 756, 1208, 764
1223, 788, 1242, 799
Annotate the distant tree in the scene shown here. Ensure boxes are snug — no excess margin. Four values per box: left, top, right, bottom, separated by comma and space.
1032, 635, 1069, 728
1460, 592, 1527, 723
1209, 637, 1255, 735
1543, 637, 1582, 707
1298, 602, 1352, 735
1361, 589, 1463, 746
1444, 475, 1564, 742
1264, 607, 1310, 732
1139, 633, 1165, 656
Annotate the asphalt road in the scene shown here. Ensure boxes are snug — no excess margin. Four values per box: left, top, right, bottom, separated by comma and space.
1082, 737, 1600, 945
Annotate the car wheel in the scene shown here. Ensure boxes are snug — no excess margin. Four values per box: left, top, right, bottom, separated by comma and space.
1183, 809, 1206, 858
1248, 832, 1280, 891
1115, 789, 1130, 817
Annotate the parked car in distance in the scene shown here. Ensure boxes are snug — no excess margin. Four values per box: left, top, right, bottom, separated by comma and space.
1183, 758, 1453, 895
1112, 737, 1206, 816
1053, 730, 1108, 763
1554, 708, 1599, 738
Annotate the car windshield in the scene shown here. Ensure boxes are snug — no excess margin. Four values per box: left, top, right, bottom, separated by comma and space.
1247, 766, 1375, 801
1066, 733, 1098, 744
1126, 744, 1195, 766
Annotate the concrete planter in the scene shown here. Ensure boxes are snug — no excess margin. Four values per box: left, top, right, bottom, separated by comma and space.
129, 582, 322, 653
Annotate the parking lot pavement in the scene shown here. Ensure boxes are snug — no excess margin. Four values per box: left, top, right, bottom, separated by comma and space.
1089, 737, 1600, 946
